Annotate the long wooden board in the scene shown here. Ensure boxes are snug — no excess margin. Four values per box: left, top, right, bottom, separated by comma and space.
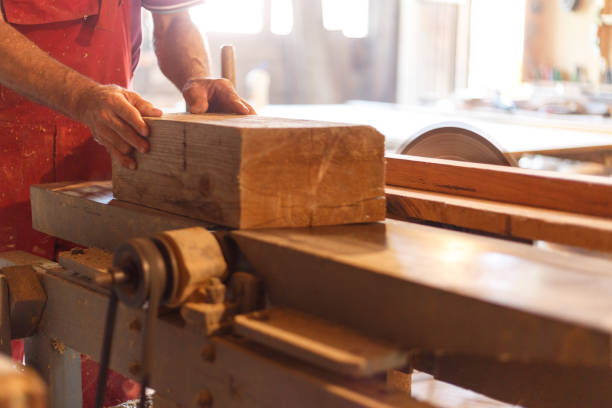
231, 220, 612, 367
263, 102, 612, 154
386, 186, 612, 252
386, 154, 612, 218
113, 114, 386, 228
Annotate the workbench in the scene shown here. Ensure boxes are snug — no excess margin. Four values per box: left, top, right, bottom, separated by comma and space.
6, 174, 612, 408
3, 110, 612, 408
262, 102, 612, 163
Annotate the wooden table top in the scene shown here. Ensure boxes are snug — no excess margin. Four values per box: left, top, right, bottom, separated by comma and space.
262, 102, 612, 154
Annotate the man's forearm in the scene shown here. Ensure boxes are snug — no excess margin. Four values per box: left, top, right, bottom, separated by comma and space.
153, 12, 211, 91
0, 17, 97, 118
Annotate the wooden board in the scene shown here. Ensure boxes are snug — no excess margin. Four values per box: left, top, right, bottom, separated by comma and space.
262, 102, 612, 154
231, 220, 612, 367
112, 114, 386, 228
386, 154, 612, 218
30, 182, 211, 251
386, 186, 612, 252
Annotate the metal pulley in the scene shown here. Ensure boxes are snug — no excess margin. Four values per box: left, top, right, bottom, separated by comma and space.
94, 227, 227, 408
102, 227, 228, 309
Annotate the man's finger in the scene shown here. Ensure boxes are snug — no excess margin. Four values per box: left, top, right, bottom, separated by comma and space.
114, 94, 150, 137
127, 92, 163, 117
96, 125, 133, 156
239, 98, 257, 115
106, 114, 149, 153
213, 81, 252, 114
230, 98, 250, 114
106, 143, 136, 170
183, 86, 209, 114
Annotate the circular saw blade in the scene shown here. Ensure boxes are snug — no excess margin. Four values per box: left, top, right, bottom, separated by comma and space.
397, 122, 517, 167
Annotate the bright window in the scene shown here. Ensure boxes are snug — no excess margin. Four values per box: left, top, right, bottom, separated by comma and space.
322, 0, 369, 38
468, 0, 526, 91
271, 0, 294, 35
189, 0, 264, 34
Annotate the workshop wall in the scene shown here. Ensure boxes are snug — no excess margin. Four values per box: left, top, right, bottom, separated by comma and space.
523, 0, 602, 83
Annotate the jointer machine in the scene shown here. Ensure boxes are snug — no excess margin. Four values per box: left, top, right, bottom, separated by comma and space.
4, 106, 612, 408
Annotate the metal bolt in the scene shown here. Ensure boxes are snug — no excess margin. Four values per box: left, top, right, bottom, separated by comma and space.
129, 362, 141, 376
129, 319, 142, 332
197, 390, 213, 407
201, 344, 215, 363
95, 267, 129, 288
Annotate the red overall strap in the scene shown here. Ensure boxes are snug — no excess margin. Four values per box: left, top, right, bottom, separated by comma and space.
0, 0, 132, 259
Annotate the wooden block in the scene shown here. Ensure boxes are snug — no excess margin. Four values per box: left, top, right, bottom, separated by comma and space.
231, 220, 612, 367
386, 153, 612, 218
112, 114, 386, 228
386, 186, 612, 252
1, 266, 46, 339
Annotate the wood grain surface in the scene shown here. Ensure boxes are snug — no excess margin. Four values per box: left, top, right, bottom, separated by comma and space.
386, 154, 612, 218
30, 181, 211, 251
386, 186, 612, 252
112, 114, 386, 228
231, 219, 612, 367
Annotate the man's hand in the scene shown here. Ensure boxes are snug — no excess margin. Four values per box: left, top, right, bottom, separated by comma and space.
182, 77, 256, 115
152, 12, 256, 116
73, 85, 162, 169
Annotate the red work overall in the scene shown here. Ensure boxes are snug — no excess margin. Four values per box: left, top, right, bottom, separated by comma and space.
0, 0, 132, 258
0, 1, 137, 406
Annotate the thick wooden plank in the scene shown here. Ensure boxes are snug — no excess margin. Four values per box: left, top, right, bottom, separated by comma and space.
386, 186, 612, 252
386, 154, 612, 218
113, 114, 386, 228
30, 182, 210, 251
231, 220, 612, 367
33, 267, 429, 408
